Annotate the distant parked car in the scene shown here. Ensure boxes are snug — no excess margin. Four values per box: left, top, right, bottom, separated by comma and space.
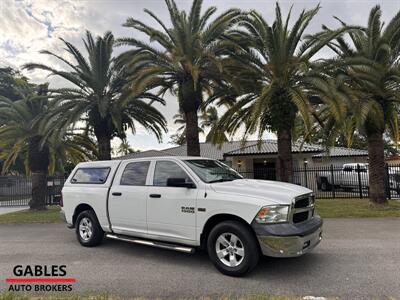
316, 163, 368, 191
316, 163, 400, 195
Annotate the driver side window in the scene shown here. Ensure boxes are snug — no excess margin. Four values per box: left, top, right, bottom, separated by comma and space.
153, 161, 192, 187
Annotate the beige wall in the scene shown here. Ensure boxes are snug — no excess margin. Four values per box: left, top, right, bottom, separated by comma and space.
228, 153, 315, 171
312, 156, 368, 167
227, 154, 369, 170
386, 158, 400, 166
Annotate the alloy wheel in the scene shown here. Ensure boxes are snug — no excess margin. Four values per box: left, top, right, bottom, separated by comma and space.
79, 217, 93, 241
215, 232, 245, 267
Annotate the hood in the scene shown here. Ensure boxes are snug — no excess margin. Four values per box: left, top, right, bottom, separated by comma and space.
210, 179, 312, 205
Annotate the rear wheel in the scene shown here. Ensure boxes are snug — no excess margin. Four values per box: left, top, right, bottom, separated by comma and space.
75, 210, 104, 247
207, 221, 259, 277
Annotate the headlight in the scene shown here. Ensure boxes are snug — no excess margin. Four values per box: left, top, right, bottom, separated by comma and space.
255, 205, 290, 224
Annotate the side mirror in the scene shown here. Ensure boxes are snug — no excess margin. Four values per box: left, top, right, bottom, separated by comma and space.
167, 178, 196, 188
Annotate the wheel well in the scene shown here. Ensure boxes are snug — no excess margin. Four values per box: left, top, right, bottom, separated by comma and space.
72, 203, 94, 226
200, 214, 256, 249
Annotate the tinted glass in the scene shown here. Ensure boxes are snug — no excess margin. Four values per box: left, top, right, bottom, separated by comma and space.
183, 159, 242, 183
359, 167, 367, 172
71, 168, 110, 184
343, 166, 353, 172
120, 161, 150, 186
153, 161, 192, 186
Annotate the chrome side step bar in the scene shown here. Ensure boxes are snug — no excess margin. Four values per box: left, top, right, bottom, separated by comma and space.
106, 234, 195, 254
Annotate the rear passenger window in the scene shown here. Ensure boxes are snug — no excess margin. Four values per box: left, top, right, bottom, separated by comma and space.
71, 168, 110, 184
120, 161, 150, 186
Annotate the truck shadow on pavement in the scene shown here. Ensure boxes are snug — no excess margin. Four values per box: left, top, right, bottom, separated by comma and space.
101, 237, 327, 279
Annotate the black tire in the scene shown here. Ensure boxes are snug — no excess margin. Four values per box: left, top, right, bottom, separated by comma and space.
207, 221, 259, 277
75, 210, 104, 247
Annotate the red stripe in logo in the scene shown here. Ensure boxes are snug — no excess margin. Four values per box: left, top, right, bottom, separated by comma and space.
6, 278, 76, 283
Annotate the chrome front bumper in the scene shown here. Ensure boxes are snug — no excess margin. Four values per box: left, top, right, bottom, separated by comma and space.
252, 216, 323, 257
257, 226, 322, 257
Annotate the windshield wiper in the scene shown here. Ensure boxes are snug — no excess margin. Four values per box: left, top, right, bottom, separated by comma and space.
208, 178, 235, 183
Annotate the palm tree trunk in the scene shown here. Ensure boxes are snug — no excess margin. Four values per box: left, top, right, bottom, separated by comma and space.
185, 110, 201, 156
96, 134, 112, 160
277, 128, 293, 183
31, 172, 47, 210
367, 131, 388, 205
28, 136, 49, 210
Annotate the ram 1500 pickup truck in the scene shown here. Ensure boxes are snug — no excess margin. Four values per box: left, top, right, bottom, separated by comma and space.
61, 156, 322, 276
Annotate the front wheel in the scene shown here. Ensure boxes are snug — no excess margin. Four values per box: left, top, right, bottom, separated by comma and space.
75, 210, 104, 247
207, 221, 259, 277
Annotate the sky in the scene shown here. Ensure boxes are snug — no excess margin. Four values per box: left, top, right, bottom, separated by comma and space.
1, 0, 399, 152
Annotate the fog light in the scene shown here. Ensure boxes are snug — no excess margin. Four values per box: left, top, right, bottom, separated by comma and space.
303, 240, 310, 249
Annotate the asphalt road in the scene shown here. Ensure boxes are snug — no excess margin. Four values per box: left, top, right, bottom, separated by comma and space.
0, 218, 399, 300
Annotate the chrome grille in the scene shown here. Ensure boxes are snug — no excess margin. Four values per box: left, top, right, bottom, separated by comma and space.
291, 193, 315, 224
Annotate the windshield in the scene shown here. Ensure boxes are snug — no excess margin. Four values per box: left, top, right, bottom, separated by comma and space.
183, 159, 243, 183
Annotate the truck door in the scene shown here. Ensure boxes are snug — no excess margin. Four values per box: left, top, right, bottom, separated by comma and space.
147, 160, 198, 243
108, 160, 151, 236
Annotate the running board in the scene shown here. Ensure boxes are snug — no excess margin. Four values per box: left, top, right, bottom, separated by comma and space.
106, 234, 195, 254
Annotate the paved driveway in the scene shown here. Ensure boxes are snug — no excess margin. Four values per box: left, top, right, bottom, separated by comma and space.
0, 218, 399, 299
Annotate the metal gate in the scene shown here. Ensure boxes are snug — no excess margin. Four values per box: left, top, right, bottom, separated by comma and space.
235, 164, 400, 199
0, 175, 65, 207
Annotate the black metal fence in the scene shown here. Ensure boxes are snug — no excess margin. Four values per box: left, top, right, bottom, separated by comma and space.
2, 164, 400, 204
0, 175, 65, 207
236, 164, 400, 199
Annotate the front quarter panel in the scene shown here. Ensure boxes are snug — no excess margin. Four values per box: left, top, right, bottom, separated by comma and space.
196, 189, 266, 241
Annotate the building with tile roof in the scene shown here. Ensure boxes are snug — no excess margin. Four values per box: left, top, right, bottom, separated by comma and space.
116, 140, 369, 180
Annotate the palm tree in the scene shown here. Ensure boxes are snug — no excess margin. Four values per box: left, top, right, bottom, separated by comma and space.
315, 5, 400, 205
0, 86, 93, 209
200, 106, 228, 143
170, 112, 204, 146
0, 67, 34, 101
49, 133, 98, 175
216, 3, 351, 182
117, 0, 242, 156
24, 31, 167, 160
117, 139, 136, 156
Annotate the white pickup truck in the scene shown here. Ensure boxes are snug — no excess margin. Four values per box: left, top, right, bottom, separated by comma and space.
316, 163, 369, 191
60, 157, 322, 276
316, 163, 400, 194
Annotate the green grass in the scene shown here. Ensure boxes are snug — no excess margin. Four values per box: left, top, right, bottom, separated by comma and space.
0, 206, 61, 224
0, 199, 399, 225
316, 198, 400, 218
